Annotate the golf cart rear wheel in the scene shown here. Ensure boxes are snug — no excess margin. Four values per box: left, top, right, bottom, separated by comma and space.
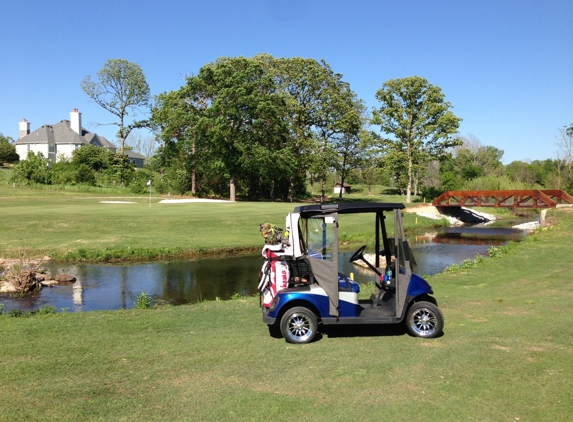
406, 301, 444, 338
280, 307, 318, 344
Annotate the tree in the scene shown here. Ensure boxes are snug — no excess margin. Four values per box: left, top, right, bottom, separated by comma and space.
357, 130, 385, 196
555, 126, 573, 187
371, 76, 462, 203
0, 133, 19, 164
330, 102, 366, 199
125, 129, 157, 160
81, 59, 150, 152
191, 57, 290, 201
454, 134, 504, 180
255, 54, 363, 201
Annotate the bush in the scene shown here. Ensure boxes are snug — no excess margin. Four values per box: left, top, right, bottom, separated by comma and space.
129, 169, 155, 194
72, 144, 112, 171
11, 152, 52, 184
135, 292, 151, 309
75, 164, 96, 185
51, 161, 77, 184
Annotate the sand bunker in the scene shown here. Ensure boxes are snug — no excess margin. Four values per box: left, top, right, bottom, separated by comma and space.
159, 199, 230, 203
100, 201, 136, 204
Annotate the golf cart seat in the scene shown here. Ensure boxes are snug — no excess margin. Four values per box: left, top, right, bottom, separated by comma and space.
338, 273, 360, 293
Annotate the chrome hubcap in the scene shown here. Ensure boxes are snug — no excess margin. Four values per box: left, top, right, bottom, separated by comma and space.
287, 314, 313, 341
410, 308, 437, 336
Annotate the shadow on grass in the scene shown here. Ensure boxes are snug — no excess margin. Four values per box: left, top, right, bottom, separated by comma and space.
267, 323, 444, 343
321, 323, 407, 339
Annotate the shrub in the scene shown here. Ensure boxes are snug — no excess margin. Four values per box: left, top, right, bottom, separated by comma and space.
51, 161, 77, 184
129, 169, 155, 194
75, 164, 96, 185
72, 144, 112, 171
461, 259, 477, 269
135, 292, 151, 309
8, 305, 57, 317
11, 152, 52, 184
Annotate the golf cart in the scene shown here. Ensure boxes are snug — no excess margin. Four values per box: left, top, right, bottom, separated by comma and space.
258, 202, 444, 344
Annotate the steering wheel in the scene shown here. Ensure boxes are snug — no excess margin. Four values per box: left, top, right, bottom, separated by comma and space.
349, 245, 367, 263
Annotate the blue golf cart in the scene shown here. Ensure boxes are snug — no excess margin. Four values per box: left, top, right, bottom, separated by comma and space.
259, 202, 444, 344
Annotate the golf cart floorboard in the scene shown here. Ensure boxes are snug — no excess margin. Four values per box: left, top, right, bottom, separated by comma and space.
321, 301, 399, 325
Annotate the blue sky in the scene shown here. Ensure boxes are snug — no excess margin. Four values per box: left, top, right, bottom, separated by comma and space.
1, 0, 571, 164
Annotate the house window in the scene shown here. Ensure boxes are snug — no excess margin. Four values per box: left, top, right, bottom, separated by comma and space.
27, 144, 30, 152
49, 144, 56, 154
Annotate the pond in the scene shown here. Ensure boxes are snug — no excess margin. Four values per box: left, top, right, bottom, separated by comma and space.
0, 221, 530, 313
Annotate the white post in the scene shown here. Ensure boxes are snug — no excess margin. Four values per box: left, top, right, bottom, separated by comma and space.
147, 180, 152, 208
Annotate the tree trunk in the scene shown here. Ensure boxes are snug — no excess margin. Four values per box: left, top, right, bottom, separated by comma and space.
191, 141, 196, 195
287, 175, 294, 202
321, 179, 326, 203
230, 176, 236, 202
406, 156, 413, 203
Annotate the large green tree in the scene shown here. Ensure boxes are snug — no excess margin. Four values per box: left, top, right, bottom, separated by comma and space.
255, 55, 363, 201
81, 59, 151, 152
179, 57, 291, 201
0, 133, 19, 164
151, 77, 210, 195
372, 76, 462, 203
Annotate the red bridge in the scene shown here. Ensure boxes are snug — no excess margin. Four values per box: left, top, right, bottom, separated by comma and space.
432, 190, 573, 208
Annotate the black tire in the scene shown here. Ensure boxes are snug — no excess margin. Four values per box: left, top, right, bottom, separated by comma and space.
405, 301, 444, 338
280, 307, 318, 344
267, 323, 282, 339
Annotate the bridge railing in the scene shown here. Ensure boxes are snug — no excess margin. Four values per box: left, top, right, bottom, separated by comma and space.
432, 190, 573, 208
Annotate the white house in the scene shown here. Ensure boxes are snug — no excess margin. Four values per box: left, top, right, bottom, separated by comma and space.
14, 109, 117, 163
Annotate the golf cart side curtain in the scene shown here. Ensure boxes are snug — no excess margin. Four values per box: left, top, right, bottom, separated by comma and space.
301, 214, 339, 317
308, 258, 339, 316
394, 208, 412, 318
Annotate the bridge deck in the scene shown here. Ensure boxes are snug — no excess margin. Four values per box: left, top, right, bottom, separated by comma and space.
432, 190, 573, 208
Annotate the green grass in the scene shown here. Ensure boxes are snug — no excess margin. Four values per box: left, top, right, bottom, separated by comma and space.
1, 173, 572, 420
1, 210, 572, 420
0, 173, 443, 261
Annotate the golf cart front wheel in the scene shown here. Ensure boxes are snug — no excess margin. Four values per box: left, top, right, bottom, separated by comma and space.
406, 301, 444, 338
280, 307, 318, 344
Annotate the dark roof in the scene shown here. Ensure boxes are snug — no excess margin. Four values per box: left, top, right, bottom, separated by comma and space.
15, 120, 117, 149
293, 202, 405, 215
124, 150, 145, 159
334, 182, 352, 187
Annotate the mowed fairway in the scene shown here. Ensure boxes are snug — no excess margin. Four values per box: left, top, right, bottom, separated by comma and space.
0, 192, 292, 255
0, 181, 424, 260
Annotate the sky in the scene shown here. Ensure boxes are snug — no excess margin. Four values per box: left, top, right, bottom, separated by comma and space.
1, 0, 571, 164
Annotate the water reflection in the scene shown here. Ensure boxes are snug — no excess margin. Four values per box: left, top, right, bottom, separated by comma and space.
0, 223, 530, 313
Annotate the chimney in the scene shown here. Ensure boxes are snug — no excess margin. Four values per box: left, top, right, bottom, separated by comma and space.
70, 108, 82, 135
19, 118, 30, 138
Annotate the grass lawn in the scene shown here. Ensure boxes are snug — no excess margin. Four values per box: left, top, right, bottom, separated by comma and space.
1, 207, 572, 420
0, 172, 442, 261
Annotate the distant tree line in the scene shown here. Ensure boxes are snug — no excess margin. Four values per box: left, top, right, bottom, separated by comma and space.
5, 56, 573, 201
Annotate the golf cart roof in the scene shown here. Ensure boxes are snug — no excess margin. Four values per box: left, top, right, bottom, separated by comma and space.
293, 202, 405, 215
